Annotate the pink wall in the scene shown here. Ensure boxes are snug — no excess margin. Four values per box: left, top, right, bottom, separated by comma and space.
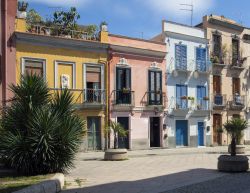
0, 0, 17, 105
108, 34, 167, 108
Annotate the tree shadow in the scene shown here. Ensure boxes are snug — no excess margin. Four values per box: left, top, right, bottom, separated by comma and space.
62, 168, 230, 193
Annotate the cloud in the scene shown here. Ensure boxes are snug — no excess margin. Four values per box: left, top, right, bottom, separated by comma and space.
26, 0, 90, 8
142, 0, 214, 18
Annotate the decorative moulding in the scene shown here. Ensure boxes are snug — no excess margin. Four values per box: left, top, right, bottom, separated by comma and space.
150, 62, 161, 70
117, 58, 130, 67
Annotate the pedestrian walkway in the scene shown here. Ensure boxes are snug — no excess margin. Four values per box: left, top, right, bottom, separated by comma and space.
62, 146, 250, 193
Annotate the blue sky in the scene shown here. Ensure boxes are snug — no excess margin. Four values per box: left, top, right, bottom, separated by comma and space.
26, 0, 250, 39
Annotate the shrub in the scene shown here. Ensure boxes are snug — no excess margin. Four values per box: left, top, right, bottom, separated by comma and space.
0, 74, 85, 175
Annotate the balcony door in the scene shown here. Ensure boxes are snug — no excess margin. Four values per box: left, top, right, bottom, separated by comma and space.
213, 75, 223, 105
213, 114, 222, 145
213, 34, 222, 60
196, 48, 206, 71
197, 86, 207, 110
232, 77, 240, 95
86, 66, 102, 103
232, 38, 240, 65
176, 84, 187, 109
175, 44, 187, 70
116, 67, 131, 104
148, 70, 162, 105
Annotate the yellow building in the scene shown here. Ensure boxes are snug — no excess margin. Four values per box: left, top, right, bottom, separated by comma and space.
15, 18, 109, 151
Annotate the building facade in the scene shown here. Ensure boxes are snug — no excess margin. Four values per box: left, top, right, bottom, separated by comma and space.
199, 15, 249, 145
108, 34, 167, 149
153, 21, 211, 147
15, 16, 109, 151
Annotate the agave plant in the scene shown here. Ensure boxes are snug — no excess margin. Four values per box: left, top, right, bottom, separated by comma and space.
105, 120, 127, 149
223, 118, 247, 156
0, 74, 85, 175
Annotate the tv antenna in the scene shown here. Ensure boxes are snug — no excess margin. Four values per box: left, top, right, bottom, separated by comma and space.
180, 3, 194, 26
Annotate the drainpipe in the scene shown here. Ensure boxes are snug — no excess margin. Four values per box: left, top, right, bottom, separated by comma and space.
2, 0, 7, 107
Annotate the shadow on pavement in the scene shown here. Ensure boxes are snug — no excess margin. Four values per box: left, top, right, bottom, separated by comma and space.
62, 168, 227, 193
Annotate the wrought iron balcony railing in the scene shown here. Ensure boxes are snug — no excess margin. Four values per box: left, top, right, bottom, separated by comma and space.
26, 24, 98, 41
196, 60, 211, 73
112, 89, 135, 106
229, 95, 245, 110
49, 88, 105, 105
212, 94, 227, 109
147, 91, 165, 106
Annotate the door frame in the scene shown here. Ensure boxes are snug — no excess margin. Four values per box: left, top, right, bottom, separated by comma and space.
149, 117, 162, 147
87, 116, 102, 151
116, 116, 131, 149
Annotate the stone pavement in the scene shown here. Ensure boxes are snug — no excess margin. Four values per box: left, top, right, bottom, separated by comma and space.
62, 146, 250, 193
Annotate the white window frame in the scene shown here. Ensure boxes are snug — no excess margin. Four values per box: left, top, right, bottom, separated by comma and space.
54, 60, 76, 89
21, 57, 46, 79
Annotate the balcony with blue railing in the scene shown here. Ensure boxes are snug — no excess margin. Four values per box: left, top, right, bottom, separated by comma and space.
175, 57, 188, 71
196, 60, 211, 74
212, 94, 227, 110
175, 96, 189, 110
195, 97, 210, 111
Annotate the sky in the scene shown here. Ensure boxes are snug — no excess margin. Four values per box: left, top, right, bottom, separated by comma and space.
26, 0, 250, 39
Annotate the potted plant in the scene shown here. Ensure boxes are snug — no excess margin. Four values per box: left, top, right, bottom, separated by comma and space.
17, 1, 28, 19
122, 88, 130, 94
104, 120, 128, 161
181, 96, 187, 100
218, 118, 249, 172
221, 44, 228, 64
203, 96, 209, 101
100, 21, 108, 32
210, 55, 219, 64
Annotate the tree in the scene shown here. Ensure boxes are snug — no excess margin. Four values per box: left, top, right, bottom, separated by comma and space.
53, 7, 80, 35
0, 74, 86, 175
105, 120, 127, 149
26, 9, 43, 24
223, 118, 247, 156
85, 25, 98, 36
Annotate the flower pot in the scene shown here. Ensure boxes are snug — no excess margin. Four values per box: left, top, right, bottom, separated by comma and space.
104, 149, 128, 161
203, 96, 209, 101
181, 96, 187, 100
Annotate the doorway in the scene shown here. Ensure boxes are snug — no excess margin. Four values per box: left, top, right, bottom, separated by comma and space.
198, 122, 205, 146
117, 117, 129, 149
213, 114, 222, 145
176, 120, 188, 146
87, 117, 101, 150
150, 117, 161, 147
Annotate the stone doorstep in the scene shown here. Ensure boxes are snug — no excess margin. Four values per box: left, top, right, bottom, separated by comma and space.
12, 173, 64, 193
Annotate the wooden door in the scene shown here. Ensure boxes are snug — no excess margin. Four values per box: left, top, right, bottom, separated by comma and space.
213, 76, 221, 94
213, 114, 222, 145
232, 78, 240, 95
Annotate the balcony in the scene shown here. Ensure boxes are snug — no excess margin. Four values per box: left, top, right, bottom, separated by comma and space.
111, 89, 135, 110
26, 24, 98, 41
49, 88, 105, 109
229, 95, 245, 110
195, 60, 211, 74
210, 55, 227, 68
195, 98, 210, 111
230, 58, 246, 71
147, 91, 164, 106
175, 97, 189, 110
212, 94, 227, 110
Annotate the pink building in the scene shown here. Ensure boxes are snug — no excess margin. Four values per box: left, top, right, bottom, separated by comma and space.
108, 34, 167, 149
0, 0, 17, 106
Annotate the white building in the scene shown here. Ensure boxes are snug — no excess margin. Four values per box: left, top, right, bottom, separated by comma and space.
153, 21, 211, 147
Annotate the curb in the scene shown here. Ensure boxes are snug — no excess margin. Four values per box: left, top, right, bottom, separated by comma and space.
13, 173, 64, 193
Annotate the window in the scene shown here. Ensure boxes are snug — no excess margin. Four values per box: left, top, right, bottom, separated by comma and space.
197, 86, 207, 110
232, 38, 240, 65
196, 48, 206, 71
22, 58, 45, 77
116, 67, 131, 104
232, 77, 240, 95
175, 44, 187, 70
213, 34, 221, 59
85, 66, 102, 103
148, 70, 162, 105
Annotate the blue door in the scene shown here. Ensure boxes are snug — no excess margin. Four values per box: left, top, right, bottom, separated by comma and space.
197, 86, 207, 110
196, 48, 207, 71
198, 122, 204, 146
176, 120, 188, 146
176, 84, 188, 109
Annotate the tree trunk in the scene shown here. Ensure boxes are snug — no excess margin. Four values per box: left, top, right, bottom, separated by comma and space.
231, 136, 236, 156
114, 132, 118, 149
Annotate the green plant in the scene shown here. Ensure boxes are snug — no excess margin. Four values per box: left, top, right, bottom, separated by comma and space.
53, 7, 80, 36
105, 120, 128, 149
223, 118, 247, 156
0, 74, 86, 175
85, 25, 98, 36
210, 55, 219, 64
188, 96, 194, 101
26, 9, 43, 25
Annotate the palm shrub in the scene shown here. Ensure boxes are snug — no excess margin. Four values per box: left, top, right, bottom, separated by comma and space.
105, 120, 127, 149
223, 118, 247, 156
0, 74, 85, 175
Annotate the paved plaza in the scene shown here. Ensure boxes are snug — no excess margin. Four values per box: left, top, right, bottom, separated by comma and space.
62, 147, 250, 193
